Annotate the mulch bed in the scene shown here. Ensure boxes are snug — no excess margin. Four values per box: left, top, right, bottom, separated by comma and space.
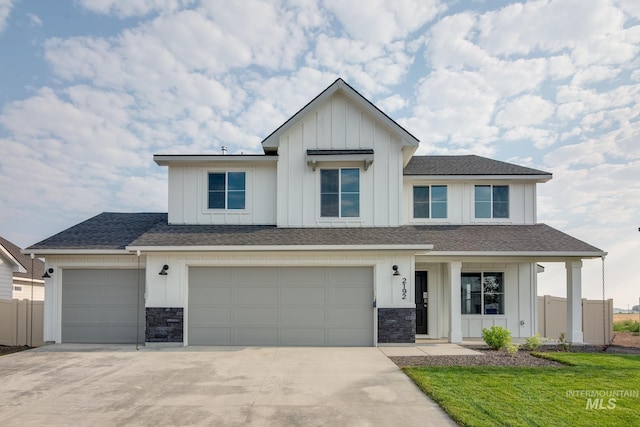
0, 345, 32, 356
390, 345, 640, 368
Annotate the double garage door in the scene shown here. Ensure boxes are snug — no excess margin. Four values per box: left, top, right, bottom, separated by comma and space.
188, 267, 373, 346
62, 269, 145, 343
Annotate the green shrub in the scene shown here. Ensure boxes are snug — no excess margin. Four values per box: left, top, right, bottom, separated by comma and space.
482, 326, 512, 350
613, 320, 639, 333
523, 333, 545, 351
505, 343, 520, 357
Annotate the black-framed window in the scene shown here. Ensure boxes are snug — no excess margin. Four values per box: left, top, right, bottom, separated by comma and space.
461, 272, 504, 315
413, 185, 447, 218
208, 172, 245, 209
475, 185, 509, 218
320, 168, 360, 217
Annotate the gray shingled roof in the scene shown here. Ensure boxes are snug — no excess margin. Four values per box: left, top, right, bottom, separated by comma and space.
27, 213, 168, 250
0, 236, 44, 279
129, 222, 602, 254
404, 155, 551, 176
27, 212, 603, 255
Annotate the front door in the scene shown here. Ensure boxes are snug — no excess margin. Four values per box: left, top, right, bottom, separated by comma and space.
415, 271, 428, 335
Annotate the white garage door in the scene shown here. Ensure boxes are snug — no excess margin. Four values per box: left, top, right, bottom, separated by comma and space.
188, 267, 373, 346
62, 269, 145, 343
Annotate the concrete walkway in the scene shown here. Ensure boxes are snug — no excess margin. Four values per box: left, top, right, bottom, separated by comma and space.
0, 345, 457, 427
379, 343, 484, 357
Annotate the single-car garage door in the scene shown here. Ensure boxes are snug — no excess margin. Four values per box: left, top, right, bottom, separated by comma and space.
188, 267, 373, 346
62, 269, 145, 343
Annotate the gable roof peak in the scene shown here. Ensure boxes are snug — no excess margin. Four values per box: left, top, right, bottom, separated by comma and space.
261, 78, 419, 153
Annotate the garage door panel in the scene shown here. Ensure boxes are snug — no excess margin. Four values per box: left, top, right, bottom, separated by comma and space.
189, 267, 232, 286
328, 268, 372, 284
63, 287, 104, 304
62, 306, 105, 323
234, 287, 279, 305
328, 307, 372, 325
190, 327, 232, 345
233, 307, 278, 325
62, 269, 144, 344
190, 287, 232, 305
190, 307, 232, 325
280, 287, 325, 305
329, 286, 373, 305
280, 307, 325, 324
234, 328, 278, 345
188, 267, 373, 346
233, 268, 279, 284
63, 270, 100, 286
280, 328, 326, 346
279, 267, 325, 285
106, 286, 140, 304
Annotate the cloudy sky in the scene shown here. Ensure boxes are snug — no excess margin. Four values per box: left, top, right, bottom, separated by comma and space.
0, 0, 638, 308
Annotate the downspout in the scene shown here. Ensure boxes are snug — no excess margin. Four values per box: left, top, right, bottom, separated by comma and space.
136, 250, 141, 351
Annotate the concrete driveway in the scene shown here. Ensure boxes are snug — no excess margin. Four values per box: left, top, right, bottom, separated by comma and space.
0, 345, 455, 426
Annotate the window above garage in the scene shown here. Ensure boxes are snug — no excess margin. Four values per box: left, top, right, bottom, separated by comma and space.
306, 149, 374, 171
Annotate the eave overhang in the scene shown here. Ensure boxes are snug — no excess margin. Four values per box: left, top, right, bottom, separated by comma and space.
1, 245, 27, 273
126, 244, 434, 252
154, 155, 277, 166
404, 174, 552, 183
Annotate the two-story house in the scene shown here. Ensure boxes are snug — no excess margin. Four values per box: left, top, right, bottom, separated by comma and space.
28, 79, 604, 346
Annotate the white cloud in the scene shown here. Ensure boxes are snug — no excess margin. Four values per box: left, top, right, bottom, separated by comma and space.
27, 13, 42, 26
78, 0, 192, 18
495, 95, 555, 128
477, 0, 625, 57
323, 0, 444, 44
0, 0, 13, 32
376, 94, 406, 113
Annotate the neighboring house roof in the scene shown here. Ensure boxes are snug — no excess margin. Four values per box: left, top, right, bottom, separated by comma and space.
27, 213, 168, 251
404, 155, 552, 177
26, 212, 604, 257
261, 78, 420, 153
0, 236, 44, 280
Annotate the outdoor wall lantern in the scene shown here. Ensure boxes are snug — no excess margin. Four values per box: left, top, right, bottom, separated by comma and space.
42, 268, 54, 278
158, 264, 169, 276
392, 265, 401, 276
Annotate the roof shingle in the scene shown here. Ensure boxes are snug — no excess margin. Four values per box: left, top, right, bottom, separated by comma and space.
404, 155, 551, 176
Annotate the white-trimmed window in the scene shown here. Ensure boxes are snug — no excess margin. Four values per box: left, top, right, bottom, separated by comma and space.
320, 168, 360, 217
413, 185, 447, 218
208, 172, 246, 210
475, 185, 509, 218
461, 272, 504, 315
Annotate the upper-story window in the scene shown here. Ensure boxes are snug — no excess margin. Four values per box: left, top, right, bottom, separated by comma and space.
208, 172, 246, 209
321, 168, 360, 217
461, 272, 504, 315
413, 185, 447, 219
475, 185, 509, 218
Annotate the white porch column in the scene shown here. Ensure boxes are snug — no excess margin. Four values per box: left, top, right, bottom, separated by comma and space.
449, 261, 463, 343
566, 260, 584, 344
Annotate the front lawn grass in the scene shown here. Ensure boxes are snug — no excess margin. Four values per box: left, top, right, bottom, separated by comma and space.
403, 353, 640, 427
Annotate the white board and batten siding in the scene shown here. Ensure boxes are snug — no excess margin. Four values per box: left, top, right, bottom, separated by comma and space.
0, 259, 13, 300
167, 162, 277, 225
276, 93, 405, 227
403, 180, 538, 225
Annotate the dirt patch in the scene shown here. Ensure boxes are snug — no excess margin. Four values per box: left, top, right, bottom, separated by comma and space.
612, 331, 640, 347
0, 345, 32, 356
